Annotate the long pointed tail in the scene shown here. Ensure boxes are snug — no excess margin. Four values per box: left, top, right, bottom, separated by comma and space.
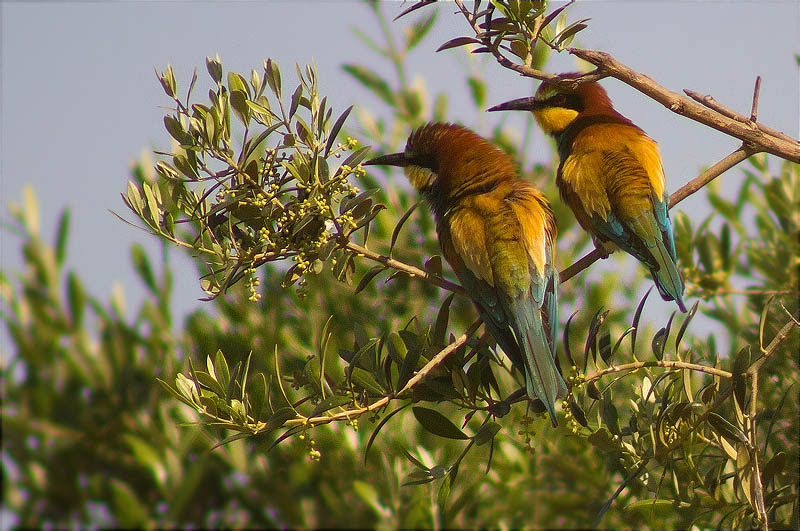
651, 238, 687, 312
514, 310, 568, 427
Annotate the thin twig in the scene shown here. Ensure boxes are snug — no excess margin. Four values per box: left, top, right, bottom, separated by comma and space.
708, 289, 794, 296
750, 76, 762, 122
685, 90, 748, 122
684, 78, 792, 145
585, 359, 733, 384
344, 240, 465, 295
748, 318, 799, 376
397, 318, 483, 395
559, 248, 604, 284
781, 303, 800, 327
748, 362, 770, 530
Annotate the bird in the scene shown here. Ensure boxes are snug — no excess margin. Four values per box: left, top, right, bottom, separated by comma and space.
365, 122, 567, 426
488, 76, 687, 312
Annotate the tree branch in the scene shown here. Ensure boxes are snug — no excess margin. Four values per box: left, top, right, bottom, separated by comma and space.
684, 78, 795, 145
443, 6, 799, 286
452, 3, 799, 162
345, 240, 465, 295
747, 361, 769, 530
749, 76, 762, 123
280, 318, 482, 429
748, 318, 799, 377
669, 147, 754, 206
569, 49, 800, 163
585, 359, 732, 384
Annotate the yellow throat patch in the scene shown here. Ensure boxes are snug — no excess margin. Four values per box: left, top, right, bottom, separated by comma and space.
533, 106, 579, 135
404, 165, 437, 191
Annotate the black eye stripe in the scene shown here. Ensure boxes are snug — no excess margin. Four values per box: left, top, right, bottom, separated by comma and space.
406, 152, 439, 173
545, 93, 584, 112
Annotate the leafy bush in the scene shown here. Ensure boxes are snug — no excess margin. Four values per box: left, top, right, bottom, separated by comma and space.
3, 2, 797, 528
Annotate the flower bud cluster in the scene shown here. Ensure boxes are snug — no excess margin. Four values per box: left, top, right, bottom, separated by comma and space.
245, 267, 261, 302
518, 414, 537, 455
566, 365, 586, 388
561, 400, 581, 435
207, 140, 366, 300
298, 432, 321, 461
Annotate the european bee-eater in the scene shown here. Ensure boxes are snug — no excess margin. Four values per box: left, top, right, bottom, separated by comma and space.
365, 122, 567, 426
489, 77, 687, 312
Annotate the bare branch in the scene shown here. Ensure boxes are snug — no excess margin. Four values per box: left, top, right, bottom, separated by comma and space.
569, 48, 800, 162
685, 89, 748, 121
750, 76, 762, 122
669, 147, 753, 206
344, 240, 466, 295
559, 248, 604, 284
585, 359, 733, 384
706, 289, 795, 296
685, 87, 795, 145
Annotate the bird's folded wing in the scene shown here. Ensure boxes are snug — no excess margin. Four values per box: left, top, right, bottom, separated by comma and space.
561, 147, 667, 269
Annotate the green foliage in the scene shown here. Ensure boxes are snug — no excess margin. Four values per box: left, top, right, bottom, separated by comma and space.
435, 0, 587, 62
125, 56, 377, 301
3, 1, 798, 529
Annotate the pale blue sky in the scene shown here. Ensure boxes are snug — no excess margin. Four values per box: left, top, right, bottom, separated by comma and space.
2, 2, 798, 346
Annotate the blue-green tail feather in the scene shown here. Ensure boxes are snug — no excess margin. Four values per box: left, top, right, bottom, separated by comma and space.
590, 193, 686, 312
651, 194, 686, 312
651, 238, 687, 312
508, 293, 567, 427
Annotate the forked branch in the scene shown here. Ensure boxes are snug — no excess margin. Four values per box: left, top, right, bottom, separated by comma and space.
569, 49, 800, 163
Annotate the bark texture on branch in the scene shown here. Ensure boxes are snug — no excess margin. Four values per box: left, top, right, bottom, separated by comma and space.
570, 49, 800, 163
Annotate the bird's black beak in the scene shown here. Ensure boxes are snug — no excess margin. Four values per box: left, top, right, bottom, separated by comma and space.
363, 152, 408, 167
487, 96, 542, 112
